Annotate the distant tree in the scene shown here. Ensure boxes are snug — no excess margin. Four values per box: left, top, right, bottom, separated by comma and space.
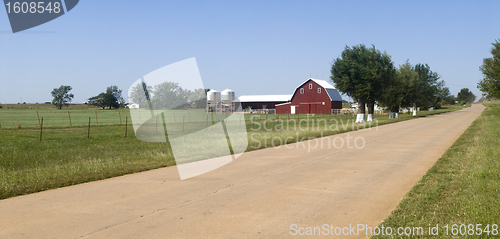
189, 88, 207, 108
51, 85, 74, 109
456, 88, 476, 104
436, 85, 455, 105
330, 44, 395, 122
88, 85, 123, 109
129, 82, 152, 108
88, 93, 107, 109
478, 39, 500, 99
151, 82, 189, 109
106, 85, 123, 109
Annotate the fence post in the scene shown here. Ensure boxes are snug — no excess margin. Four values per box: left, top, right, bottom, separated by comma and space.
68, 111, 72, 127
173, 112, 176, 123
95, 111, 98, 126
37, 111, 41, 126
188, 110, 191, 122
125, 117, 128, 137
119, 111, 122, 125
40, 117, 43, 142
182, 115, 185, 132
88, 117, 91, 139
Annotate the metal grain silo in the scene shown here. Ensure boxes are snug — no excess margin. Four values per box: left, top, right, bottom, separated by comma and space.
207, 89, 220, 105
221, 89, 235, 104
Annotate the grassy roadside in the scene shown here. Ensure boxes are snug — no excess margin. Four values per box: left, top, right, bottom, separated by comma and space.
0, 105, 467, 200
0, 125, 174, 199
372, 104, 500, 238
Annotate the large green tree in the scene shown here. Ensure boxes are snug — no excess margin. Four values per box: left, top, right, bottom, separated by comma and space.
330, 44, 395, 122
51, 85, 74, 109
379, 60, 414, 118
456, 88, 476, 104
406, 63, 440, 116
478, 39, 500, 99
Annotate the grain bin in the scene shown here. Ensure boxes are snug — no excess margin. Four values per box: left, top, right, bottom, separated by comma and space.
207, 90, 220, 105
221, 89, 235, 104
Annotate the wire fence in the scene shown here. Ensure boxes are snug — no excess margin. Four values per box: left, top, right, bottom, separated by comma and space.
0, 109, 130, 129
0, 108, 384, 129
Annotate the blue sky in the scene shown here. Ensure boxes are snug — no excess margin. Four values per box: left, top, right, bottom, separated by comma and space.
1, 1, 499, 103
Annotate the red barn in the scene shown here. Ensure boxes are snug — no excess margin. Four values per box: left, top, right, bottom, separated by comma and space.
275, 78, 343, 114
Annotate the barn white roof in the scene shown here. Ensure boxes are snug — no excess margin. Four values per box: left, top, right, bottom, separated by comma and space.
237, 79, 342, 103
238, 95, 292, 102
309, 78, 336, 89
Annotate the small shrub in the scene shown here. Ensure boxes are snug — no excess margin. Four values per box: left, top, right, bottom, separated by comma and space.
15, 123, 21, 129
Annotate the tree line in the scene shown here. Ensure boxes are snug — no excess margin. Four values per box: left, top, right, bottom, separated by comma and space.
50, 82, 207, 110
51, 85, 125, 109
330, 44, 475, 122
129, 81, 206, 109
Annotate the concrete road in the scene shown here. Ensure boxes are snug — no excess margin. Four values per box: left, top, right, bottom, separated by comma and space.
0, 105, 484, 238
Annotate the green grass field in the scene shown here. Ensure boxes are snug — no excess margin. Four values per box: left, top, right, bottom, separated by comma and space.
0, 107, 129, 128
372, 104, 500, 238
0, 104, 467, 200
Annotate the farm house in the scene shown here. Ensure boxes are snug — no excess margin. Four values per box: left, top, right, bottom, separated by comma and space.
275, 78, 343, 114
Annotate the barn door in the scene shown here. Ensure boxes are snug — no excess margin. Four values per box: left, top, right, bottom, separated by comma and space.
290, 106, 296, 114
